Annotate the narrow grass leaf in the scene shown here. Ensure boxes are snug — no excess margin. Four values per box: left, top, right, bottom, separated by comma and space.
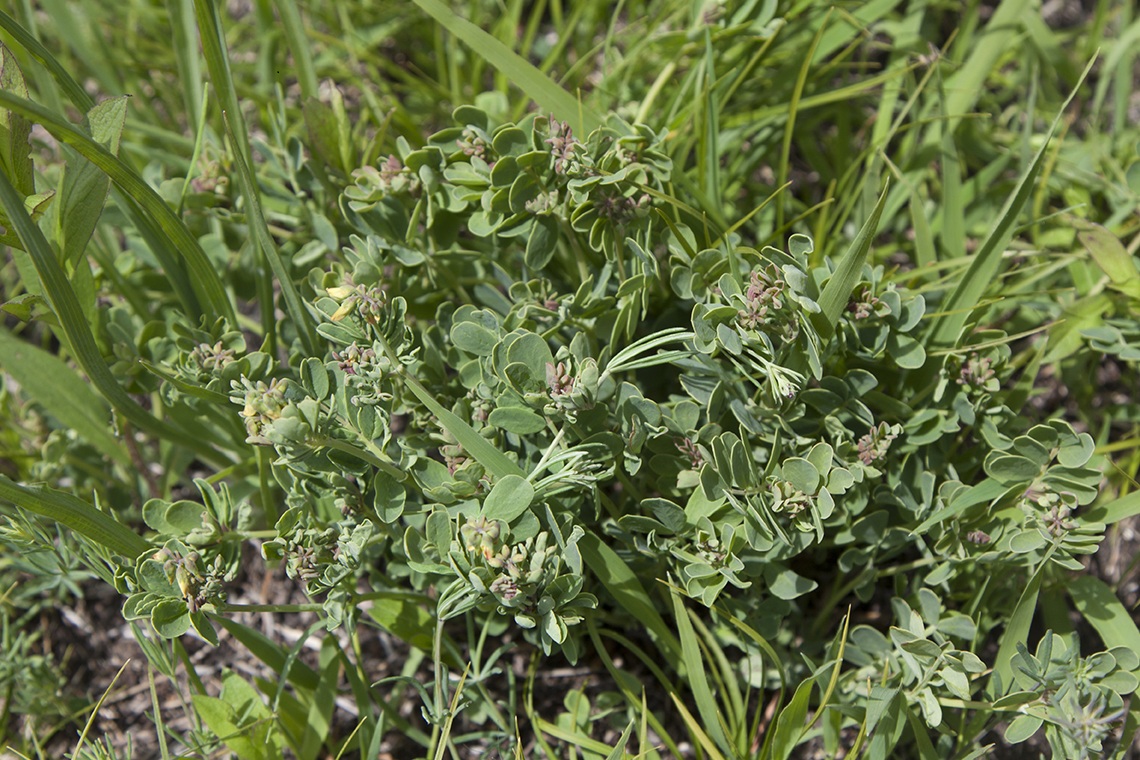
0, 9, 94, 111
934, 0, 1033, 137
224, 112, 321, 357
0, 475, 150, 558
989, 564, 1044, 696
579, 531, 681, 661
0, 167, 218, 457
811, 182, 889, 342
0, 328, 129, 467
213, 617, 320, 691
671, 589, 731, 754
382, 346, 522, 479
299, 636, 340, 760
925, 58, 1094, 351
0, 89, 234, 323
410, 0, 601, 135
670, 693, 727, 760
768, 677, 814, 760
1068, 575, 1140, 679
273, 0, 318, 100
1079, 490, 1140, 527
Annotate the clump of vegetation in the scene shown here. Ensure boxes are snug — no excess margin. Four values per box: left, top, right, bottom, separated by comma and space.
1, 0, 1139, 758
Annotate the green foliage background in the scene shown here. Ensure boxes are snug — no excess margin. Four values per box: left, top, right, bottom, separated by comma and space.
1, 0, 1140, 758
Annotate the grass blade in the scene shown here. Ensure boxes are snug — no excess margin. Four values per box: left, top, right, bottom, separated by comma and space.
1068, 575, 1140, 679
924, 57, 1095, 350
811, 182, 889, 342
0, 475, 150, 558
579, 531, 681, 662
0, 9, 93, 111
988, 564, 1044, 696
0, 167, 219, 459
224, 112, 321, 357
671, 588, 731, 755
0, 328, 130, 468
0, 89, 234, 324
410, 0, 601, 136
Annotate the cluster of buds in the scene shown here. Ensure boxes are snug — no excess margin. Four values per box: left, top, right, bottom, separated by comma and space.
737, 264, 797, 341
460, 515, 501, 559
234, 377, 289, 445
846, 285, 886, 321
525, 189, 561, 215
351, 154, 420, 198
857, 421, 900, 466
676, 437, 704, 469
328, 283, 388, 325
768, 478, 814, 532
593, 190, 650, 226
456, 126, 490, 159
333, 342, 391, 406
957, 352, 998, 394
546, 360, 575, 397
155, 545, 228, 613
188, 340, 237, 375
542, 358, 599, 421
275, 526, 337, 583
545, 119, 582, 175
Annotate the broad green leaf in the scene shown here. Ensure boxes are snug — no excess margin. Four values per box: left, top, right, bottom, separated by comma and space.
410, 0, 601, 136
487, 405, 547, 435
0, 475, 150, 558
57, 96, 126, 267
482, 474, 535, 522
1004, 714, 1044, 744
0, 328, 129, 467
366, 596, 434, 651
1078, 222, 1140, 300
151, 599, 192, 638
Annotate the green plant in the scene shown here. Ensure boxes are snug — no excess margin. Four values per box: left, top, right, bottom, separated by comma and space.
2, 1, 1140, 758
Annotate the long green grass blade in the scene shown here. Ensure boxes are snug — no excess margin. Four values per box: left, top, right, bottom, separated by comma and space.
811, 182, 889, 342
989, 564, 1044, 696
0, 89, 234, 324
410, 0, 601, 136
671, 589, 731, 754
224, 113, 321, 357
1068, 575, 1140, 680
0, 328, 130, 468
579, 531, 681, 662
0, 475, 150, 558
0, 9, 94, 111
1080, 490, 1140, 527
925, 58, 1093, 351
0, 167, 219, 459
